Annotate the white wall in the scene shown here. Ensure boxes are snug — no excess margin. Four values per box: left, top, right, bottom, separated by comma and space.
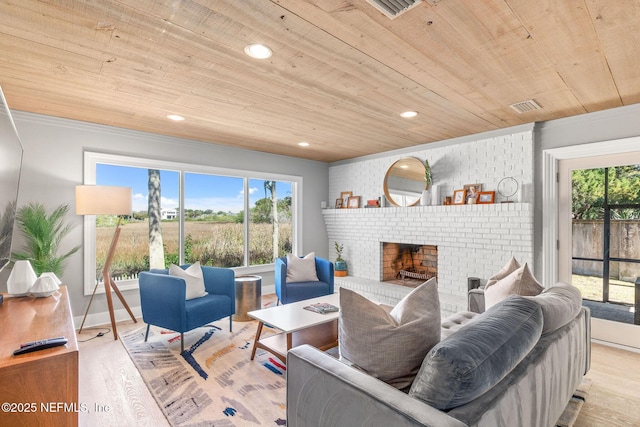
326, 125, 536, 300
329, 124, 535, 207
533, 102, 640, 276
6, 111, 329, 325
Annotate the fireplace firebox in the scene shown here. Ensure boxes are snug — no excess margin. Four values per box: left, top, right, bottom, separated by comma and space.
381, 242, 437, 287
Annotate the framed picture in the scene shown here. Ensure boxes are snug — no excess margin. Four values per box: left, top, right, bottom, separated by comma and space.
453, 189, 466, 205
347, 196, 360, 208
463, 183, 482, 204
477, 191, 495, 204
340, 191, 352, 209
335, 198, 343, 209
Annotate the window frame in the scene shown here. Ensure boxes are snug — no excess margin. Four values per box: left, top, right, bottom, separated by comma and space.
82, 151, 302, 296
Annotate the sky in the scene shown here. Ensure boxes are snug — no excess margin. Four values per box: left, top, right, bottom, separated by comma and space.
96, 164, 292, 213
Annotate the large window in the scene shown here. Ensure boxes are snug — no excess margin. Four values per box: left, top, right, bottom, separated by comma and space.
82, 152, 301, 295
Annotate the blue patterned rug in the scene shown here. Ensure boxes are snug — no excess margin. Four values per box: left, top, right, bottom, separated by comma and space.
121, 319, 286, 426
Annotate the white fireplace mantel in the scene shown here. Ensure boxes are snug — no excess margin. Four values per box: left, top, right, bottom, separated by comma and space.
323, 203, 534, 314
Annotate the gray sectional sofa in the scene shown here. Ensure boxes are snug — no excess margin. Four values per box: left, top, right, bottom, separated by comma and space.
286, 283, 591, 427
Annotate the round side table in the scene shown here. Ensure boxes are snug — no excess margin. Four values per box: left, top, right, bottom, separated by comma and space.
233, 275, 262, 321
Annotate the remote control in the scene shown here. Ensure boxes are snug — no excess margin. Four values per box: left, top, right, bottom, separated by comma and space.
13, 337, 68, 355
20, 336, 66, 348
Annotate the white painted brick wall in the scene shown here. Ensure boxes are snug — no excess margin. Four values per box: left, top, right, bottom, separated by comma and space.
325, 130, 535, 313
323, 204, 534, 313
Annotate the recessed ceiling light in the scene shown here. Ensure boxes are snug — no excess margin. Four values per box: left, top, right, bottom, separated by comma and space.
298, 142, 310, 147
400, 111, 418, 118
244, 44, 273, 59
167, 114, 185, 121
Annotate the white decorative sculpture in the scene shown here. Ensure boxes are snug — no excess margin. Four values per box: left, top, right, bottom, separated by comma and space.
7, 260, 38, 296
30, 272, 62, 297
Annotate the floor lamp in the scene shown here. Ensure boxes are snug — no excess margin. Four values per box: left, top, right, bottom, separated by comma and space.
76, 185, 137, 340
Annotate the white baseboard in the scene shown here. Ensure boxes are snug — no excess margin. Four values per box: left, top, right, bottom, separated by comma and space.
74, 305, 143, 331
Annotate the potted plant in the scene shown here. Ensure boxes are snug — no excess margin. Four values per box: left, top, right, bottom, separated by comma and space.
12, 202, 80, 276
334, 241, 348, 277
421, 158, 432, 206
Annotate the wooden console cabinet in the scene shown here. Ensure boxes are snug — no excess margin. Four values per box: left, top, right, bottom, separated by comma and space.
0, 286, 79, 426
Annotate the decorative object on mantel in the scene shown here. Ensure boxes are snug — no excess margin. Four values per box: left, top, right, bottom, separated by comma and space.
384, 157, 426, 207
498, 177, 519, 203
453, 189, 466, 205
477, 191, 496, 204
347, 196, 360, 208
421, 158, 432, 206
443, 196, 452, 205
366, 199, 380, 208
334, 242, 348, 277
30, 272, 61, 297
463, 184, 482, 204
7, 259, 37, 296
340, 191, 352, 209
335, 198, 343, 209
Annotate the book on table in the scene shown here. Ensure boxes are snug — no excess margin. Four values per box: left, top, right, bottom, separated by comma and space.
303, 302, 339, 314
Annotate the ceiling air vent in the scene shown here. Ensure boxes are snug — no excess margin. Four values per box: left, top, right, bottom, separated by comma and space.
367, 0, 422, 19
510, 99, 542, 113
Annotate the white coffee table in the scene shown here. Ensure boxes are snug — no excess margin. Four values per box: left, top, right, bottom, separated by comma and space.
248, 293, 340, 363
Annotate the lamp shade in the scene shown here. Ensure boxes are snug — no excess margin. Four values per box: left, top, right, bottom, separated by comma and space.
75, 185, 132, 215
30, 272, 61, 297
7, 260, 38, 296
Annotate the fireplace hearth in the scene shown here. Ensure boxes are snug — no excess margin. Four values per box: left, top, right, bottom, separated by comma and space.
382, 242, 437, 287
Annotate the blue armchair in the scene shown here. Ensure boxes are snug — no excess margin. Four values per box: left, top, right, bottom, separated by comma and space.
138, 264, 235, 352
275, 256, 334, 304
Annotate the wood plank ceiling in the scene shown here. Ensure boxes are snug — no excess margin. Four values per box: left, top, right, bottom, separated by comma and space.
0, 0, 638, 162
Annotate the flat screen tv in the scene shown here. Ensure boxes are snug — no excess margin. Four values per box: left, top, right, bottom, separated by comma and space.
0, 85, 24, 273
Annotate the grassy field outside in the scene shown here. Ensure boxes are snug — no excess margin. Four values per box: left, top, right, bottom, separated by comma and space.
95, 220, 292, 280
572, 274, 635, 305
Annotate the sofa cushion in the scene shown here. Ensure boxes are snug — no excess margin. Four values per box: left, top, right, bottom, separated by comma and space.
485, 256, 521, 288
525, 282, 582, 335
441, 311, 479, 340
286, 252, 319, 283
169, 262, 208, 300
484, 263, 543, 309
338, 278, 440, 390
409, 295, 543, 410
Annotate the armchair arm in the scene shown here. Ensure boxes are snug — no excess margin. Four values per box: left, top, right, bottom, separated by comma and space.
201, 266, 235, 300
315, 257, 334, 292
138, 272, 187, 331
275, 257, 288, 301
468, 288, 485, 313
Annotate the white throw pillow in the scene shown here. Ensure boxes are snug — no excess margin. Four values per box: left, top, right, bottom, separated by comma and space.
169, 261, 208, 300
485, 256, 521, 289
286, 252, 319, 282
338, 278, 441, 390
484, 263, 543, 309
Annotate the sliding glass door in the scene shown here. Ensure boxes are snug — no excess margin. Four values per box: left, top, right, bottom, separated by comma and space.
570, 164, 640, 325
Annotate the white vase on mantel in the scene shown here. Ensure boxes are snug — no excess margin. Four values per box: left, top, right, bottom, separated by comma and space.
421, 189, 430, 206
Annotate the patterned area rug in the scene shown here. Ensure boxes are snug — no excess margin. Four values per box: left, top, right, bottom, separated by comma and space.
121, 319, 286, 426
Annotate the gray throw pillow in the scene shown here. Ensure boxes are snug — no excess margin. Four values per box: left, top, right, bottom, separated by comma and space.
409, 296, 543, 410
286, 252, 319, 282
525, 282, 582, 335
339, 278, 440, 390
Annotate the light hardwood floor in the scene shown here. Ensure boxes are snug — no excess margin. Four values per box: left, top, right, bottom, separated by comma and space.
77, 312, 640, 426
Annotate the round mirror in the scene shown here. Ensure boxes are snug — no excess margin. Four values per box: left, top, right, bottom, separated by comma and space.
383, 157, 426, 207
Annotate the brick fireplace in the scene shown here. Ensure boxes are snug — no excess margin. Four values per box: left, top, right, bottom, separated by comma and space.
322, 203, 534, 315
382, 242, 437, 285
